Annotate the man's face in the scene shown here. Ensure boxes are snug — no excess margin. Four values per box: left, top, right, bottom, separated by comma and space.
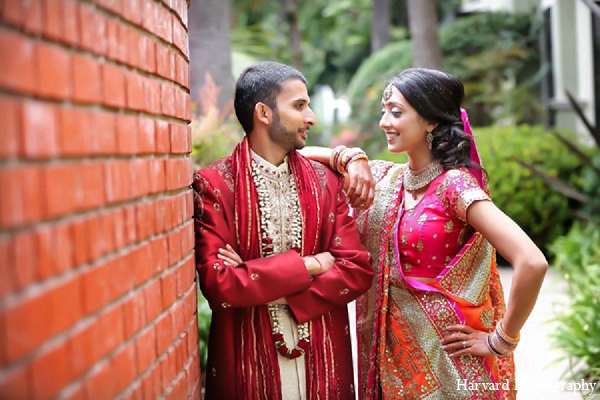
268, 79, 317, 152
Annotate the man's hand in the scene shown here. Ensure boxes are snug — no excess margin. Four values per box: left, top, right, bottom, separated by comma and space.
344, 159, 375, 209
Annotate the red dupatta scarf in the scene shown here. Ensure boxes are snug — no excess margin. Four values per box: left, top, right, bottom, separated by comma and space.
231, 137, 339, 400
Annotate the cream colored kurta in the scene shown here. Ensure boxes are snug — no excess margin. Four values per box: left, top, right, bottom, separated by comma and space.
252, 151, 306, 400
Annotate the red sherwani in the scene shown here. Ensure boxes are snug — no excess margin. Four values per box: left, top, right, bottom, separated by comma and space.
193, 149, 373, 400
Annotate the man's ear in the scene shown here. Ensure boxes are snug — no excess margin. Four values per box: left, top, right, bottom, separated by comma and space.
255, 102, 271, 125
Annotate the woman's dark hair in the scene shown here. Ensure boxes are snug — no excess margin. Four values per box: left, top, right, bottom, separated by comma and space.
388, 68, 480, 170
234, 61, 307, 134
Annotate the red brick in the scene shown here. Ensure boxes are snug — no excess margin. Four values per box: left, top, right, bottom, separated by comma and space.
42, 163, 78, 218
105, 160, 132, 203
135, 327, 156, 374
177, 256, 195, 298
110, 343, 137, 395
0, 97, 20, 157
155, 120, 170, 153
0, 237, 13, 298
144, 201, 157, 237
156, 46, 168, 80
62, 0, 80, 47
72, 55, 101, 104
21, 100, 58, 158
145, 39, 156, 73
106, 18, 127, 64
144, 76, 161, 115
155, 312, 173, 356
142, 364, 162, 400
130, 159, 150, 199
0, 166, 32, 228
70, 217, 90, 267
161, 347, 177, 392
142, 0, 157, 36
123, 291, 146, 338
161, 83, 176, 117
97, 305, 125, 356
67, 322, 101, 378
167, 228, 182, 266
135, 201, 154, 240
150, 236, 169, 273
95, 0, 121, 14
3, 277, 81, 362
0, 28, 36, 93
148, 158, 166, 194
37, 43, 71, 100
101, 64, 125, 108
81, 257, 132, 315
0, 364, 31, 399
184, 189, 194, 220
123, 204, 137, 246
123, 0, 143, 27
111, 207, 126, 249
79, 3, 107, 55
51, 222, 73, 274
144, 279, 163, 323
125, 71, 145, 111
86, 214, 107, 261
181, 219, 194, 255
160, 269, 177, 310
77, 162, 105, 210
169, 123, 187, 154
58, 108, 90, 156
84, 362, 115, 400
30, 343, 71, 399
157, 7, 173, 44
132, 242, 153, 286
138, 118, 156, 154
1, 1, 25, 27
116, 114, 139, 155
33, 225, 57, 280
22, 0, 44, 35
43, 0, 64, 40
125, 27, 142, 69
10, 230, 36, 290
94, 112, 117, 154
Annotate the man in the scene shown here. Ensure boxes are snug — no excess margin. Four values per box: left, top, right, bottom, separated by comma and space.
192, 61, 374, 400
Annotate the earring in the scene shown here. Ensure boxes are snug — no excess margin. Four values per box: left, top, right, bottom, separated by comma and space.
426, 131, 433, 150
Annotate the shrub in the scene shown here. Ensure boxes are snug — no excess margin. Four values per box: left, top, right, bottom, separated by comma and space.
468, 124, 584, 257
549, 222, 600, 391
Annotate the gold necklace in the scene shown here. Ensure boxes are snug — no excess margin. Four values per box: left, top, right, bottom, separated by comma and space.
403, 160, 444, 200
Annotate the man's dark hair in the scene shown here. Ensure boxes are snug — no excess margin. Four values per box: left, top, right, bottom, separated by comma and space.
234, 61, 307, 134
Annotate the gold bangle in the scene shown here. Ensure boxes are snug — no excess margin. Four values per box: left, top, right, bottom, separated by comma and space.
497, 321, 520, 343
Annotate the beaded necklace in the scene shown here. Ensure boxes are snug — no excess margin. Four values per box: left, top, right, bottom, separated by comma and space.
252, 161, 309, 359
403, 160, 444, 200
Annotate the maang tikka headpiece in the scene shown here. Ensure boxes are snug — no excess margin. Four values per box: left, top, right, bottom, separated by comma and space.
383, 83, 393, 101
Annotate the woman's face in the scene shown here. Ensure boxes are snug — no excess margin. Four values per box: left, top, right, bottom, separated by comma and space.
379, 85, 436, 154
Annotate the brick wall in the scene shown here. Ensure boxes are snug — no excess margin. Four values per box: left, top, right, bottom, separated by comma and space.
0, 1, 200, 399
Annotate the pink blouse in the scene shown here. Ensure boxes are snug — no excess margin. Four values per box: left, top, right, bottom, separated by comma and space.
398, 168, 490, 278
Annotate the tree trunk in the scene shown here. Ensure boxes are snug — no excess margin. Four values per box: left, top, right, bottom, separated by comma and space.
282, 0, 302, 69
189, 0, 235, 113
371, 0, 390, 52
407, 0, 442, 70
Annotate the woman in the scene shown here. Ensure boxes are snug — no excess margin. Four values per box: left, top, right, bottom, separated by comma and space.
221, 68, 548, 399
